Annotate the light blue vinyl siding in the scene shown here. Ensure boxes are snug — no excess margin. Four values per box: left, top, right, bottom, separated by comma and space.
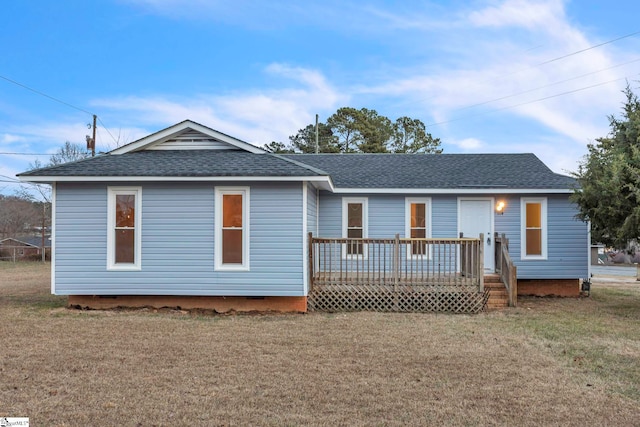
318, 192, 457, 238
317, 192, 588, 280
54, 182, 305, 296
317, 193, 460, 273
495, 194, 589, 279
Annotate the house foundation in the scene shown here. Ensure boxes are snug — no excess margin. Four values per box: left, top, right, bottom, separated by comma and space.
517, 279, 580, 297
68, 295, 308, 313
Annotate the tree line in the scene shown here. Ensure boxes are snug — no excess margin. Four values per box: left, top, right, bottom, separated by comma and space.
263, 107, 442, 154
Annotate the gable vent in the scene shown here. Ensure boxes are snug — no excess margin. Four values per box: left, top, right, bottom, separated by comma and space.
148, 129, 240, 151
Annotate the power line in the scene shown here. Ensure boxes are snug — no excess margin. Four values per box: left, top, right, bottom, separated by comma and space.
97, 116, 119, 145
0, 174, 21, 182
0, 152, 52, 156
426, 75, 634, 128
492, 29, 640, 84
0, 75, 121, 153
415, 30, 640, 127
535, 30, 640, 68
0, 74, 94, 116
456, 57, 640, 113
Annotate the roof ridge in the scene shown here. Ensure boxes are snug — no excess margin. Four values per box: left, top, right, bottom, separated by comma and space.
269, 153, 331, 176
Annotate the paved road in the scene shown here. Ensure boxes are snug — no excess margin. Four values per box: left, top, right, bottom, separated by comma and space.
591, 265, 637, 277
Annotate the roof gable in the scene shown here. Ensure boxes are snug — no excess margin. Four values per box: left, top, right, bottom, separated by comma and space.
0, 237, 40, 248
110, 120, 265, 155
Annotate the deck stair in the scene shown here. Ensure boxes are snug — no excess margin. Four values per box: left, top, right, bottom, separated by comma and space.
485, 274, 509, 310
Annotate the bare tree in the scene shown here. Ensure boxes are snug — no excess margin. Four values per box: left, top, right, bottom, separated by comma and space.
48, 141, 91, 166
14, 141, 90, 260
0, 195, 40, 239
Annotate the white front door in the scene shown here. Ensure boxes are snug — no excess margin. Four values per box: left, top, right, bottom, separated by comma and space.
459, 198, 494, 272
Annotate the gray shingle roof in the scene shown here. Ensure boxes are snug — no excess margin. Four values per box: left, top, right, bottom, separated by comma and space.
18, 150, 325, 178
19, 149, 576, 190
283, 153, 577, 189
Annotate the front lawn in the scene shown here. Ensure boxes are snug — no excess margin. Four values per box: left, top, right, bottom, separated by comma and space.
1, 262, 638, 426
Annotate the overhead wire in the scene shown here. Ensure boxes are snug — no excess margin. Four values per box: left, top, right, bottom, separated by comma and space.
97, 116, 119, 145
0, 152, 52, 156
0, 74, 120, 147
455, 57, 640, 113
531, 30, 640, 69
426, 74, 636, 128
416, 29, 640, 127
0, 174, 21, 182
0, 74, 93, 116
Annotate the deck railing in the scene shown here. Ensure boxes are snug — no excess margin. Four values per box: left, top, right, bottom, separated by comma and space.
495, 233, 517, 307
309, 233, 484, 291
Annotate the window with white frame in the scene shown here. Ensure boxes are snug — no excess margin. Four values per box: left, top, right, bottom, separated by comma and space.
405, 198, 431, 257
107, 187, 142, 270
215, 187, 250, 270
521, 197, 547, 259
342, 197, 368, 256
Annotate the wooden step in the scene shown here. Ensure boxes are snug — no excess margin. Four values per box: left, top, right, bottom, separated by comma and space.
484, 275, 509, 310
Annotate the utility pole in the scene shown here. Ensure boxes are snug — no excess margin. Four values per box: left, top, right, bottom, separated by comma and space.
91, 114, 97, 157
315, 114, 319, 154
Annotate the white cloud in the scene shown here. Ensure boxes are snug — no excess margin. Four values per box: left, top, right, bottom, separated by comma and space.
449, 137, 485, 151
468, 0, 567, 30
92, 63, 345, 145
1, 134, 26, 144
355, 0, 629, 163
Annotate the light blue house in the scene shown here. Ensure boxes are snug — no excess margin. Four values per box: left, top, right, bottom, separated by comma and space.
19, 120, 589, 312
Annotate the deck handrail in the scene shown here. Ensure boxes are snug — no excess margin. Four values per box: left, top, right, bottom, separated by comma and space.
309, 233, 484, 291
495, 233, 517, 307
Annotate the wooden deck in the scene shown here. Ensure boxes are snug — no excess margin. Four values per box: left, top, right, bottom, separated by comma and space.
308, 234, 496, 313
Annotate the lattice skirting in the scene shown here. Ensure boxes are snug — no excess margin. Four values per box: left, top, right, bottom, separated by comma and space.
308, 285, 490, 314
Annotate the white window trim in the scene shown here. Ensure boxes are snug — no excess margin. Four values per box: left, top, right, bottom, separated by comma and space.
521, 197, 548, 260
342, 197, 368, 259
107, 186, 142, 271
405, 197, 432, 259
215, 187, 250, 271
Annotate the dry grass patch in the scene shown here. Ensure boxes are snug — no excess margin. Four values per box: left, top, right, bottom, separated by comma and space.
1, 263, 639, 426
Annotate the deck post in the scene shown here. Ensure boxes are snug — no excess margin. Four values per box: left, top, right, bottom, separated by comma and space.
494, 232, 500, 273
510, 265, 518, 307
393, 234, 400, 310
393, 233, 400, 288
478, 233, 484, 293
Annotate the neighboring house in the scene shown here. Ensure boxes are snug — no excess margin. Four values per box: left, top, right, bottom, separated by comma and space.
0, 236, 51, 261
18, 120, 588, 312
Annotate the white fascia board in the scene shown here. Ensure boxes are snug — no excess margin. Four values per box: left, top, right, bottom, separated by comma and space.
331, 187, 574, 194
110, 120, 265, 155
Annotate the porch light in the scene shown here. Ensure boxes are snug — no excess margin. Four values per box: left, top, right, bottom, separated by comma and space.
496, 201, 506, 214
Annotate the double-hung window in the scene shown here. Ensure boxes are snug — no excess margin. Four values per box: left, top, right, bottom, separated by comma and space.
107, 187, 142, 270
405, 198, 431, 257
521, 197, 547, 259
215, 187, 250, 270
342, 197, 368, 257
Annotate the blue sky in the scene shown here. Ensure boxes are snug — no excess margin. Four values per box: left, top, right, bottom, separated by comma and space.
1, 0, 639, 196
